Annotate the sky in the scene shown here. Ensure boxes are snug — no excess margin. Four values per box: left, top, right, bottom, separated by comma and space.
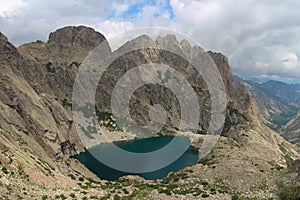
0, 0, 300, 83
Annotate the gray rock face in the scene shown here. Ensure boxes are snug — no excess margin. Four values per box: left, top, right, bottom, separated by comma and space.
0, 27, 92, 162
21, 26, 257, 143
0, 31, 23, 75
235, 77, 291, 124
48, 26, 105, 49
235, 76, 300, 145
284, 111, 300, 145
0, 26, 259, 165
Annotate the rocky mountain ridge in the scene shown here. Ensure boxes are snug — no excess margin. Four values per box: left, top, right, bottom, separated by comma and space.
235, 76, 300, 146
284, 110, 300, 145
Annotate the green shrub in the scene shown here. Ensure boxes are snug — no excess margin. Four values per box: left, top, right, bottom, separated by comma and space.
42, 195, 48, 200
100, 194, 110, 200
123, 188, 129, 194
231, 195, 239, 200
67, 174, 76, 180
78, 177, 84, 182
201, 181, 209, 186
201, 193, 209, 198
159, 189, 172, 195
113, 194, 120, 200
2, 167, 8, 174
80, 185, 89, 190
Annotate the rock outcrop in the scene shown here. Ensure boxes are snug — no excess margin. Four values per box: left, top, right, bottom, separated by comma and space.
18, 26, 257, 141
284, 110, 300, 145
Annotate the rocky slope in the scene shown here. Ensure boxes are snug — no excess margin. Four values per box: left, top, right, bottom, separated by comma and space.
18, 27, 257, 143
235, 77, 294, 126
0, 26, 299, 199
235, 77, 300, 146
284, 111, 300, 145
0, 28, 102, 198
259, 80, 300, 107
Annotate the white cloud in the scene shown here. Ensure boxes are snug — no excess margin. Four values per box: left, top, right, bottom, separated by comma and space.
0, 0, 26, 17
168, 0, 300, 80
94, 20, 135, 37
280, 52, 298, 69
0, 0, 110, 44
256, 61, 269, 68
0, 0, 300, 81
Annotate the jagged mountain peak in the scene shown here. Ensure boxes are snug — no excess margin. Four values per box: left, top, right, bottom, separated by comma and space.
180, 39, 192, 51
134, 34, 154, 42
0, 31, 16, 52
0, 30, 23, 74
0, 31, 8, 43
121, 34, 155, 49
47, 25, 106, 48
162, 34, 178, 42
18, 26, 107, 65
156, 34, 180, 47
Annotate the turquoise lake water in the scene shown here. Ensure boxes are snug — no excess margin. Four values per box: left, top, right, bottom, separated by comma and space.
74, 136, 199, 181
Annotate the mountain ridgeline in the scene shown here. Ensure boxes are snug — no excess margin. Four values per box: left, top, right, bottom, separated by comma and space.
235, 76, 300, 146
0, 26, 299, 199
16, 26, 257, 148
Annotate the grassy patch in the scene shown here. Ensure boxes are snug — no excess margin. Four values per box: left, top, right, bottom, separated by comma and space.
277, 181, 300, 200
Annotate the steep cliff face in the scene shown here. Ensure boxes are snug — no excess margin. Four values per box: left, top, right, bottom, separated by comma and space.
0, 30, 95, 189
18, 27, 256, 138
17, 26, 106, 103
207, 52, 236, 98
235, 77, 292, 122
207, 53, 261, 138
235, 77, 300, 145
19, 26, 106, 64
48, 26, 105, 48
15, 26, 287, 155
284, 111, 300, 145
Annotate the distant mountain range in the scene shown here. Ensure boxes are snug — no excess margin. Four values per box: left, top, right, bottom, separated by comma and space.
235, 76, 300, 145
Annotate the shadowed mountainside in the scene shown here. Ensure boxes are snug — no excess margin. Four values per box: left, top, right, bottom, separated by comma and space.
235, 76, 300, 146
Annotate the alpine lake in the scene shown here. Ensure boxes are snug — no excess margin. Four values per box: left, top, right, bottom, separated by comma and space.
74, 136, 199, 181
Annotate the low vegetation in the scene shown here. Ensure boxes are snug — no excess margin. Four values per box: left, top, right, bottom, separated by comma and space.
277, 181, 300, 200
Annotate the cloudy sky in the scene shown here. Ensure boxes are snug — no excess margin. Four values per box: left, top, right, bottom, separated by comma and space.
1, 0, 300, 83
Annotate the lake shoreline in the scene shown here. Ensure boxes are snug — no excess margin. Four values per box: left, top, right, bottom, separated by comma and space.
74, 135, 200, 181
75, 128, 205, 156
